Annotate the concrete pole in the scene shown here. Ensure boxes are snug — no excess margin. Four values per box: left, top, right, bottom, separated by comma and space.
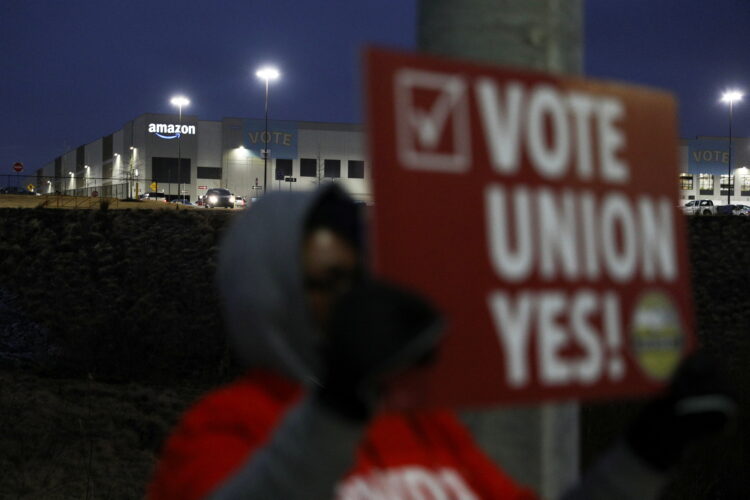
417, 1, 582, 499
418, 0, 581, 74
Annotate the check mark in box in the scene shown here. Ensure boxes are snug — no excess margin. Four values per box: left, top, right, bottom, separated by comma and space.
395, 69, 471, 173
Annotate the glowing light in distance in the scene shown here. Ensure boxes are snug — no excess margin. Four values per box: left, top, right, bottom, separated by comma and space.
721, 90, 743, 104
256, 67, 280, 81
170, 96, 190, 107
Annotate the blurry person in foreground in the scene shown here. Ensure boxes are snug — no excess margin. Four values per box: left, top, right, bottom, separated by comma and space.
148, 185, 736, 500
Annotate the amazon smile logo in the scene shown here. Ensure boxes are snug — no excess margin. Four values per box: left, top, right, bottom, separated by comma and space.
148, 123, 196, 139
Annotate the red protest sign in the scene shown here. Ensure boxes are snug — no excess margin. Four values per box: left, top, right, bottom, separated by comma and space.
365, 48, 695, 408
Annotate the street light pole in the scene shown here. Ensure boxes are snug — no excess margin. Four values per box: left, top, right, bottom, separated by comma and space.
170, 96, 190, 201
722, 90, 743, 205
263, 78, 269, 194
255, 66, 280, 194
729, 101, 733, 205
178, 105, 182, 201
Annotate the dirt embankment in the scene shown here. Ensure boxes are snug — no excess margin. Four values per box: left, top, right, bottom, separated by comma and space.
0, 207, 236, 381
0, 207, 239, 498
0, 208, 747, 499
0, 193, 206, 210
0, 365, 214, 499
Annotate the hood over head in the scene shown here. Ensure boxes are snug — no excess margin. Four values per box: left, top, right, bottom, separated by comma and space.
217, 184, 362, 385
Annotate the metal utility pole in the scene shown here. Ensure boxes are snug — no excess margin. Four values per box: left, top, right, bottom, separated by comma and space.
178, 107, 183, 201
170, 96, 190, 201
417, 1, 582, 498
256, 67, 280, 194
728, 102, 733, 205
721, 91, 742, 204
264, 78, 270, 193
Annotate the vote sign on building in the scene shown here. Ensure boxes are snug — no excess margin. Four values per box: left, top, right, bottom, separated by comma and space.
365, 48, 695, 408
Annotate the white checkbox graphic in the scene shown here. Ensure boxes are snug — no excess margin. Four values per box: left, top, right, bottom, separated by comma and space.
395, 69, 471, 172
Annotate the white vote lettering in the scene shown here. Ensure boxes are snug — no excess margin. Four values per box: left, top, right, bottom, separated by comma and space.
476, 81, 629, 184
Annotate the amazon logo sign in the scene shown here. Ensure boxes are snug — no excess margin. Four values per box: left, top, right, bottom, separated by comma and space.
148, 123, 196, 140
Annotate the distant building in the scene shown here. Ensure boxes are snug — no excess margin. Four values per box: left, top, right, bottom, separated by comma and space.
37, 114, 746, 206
37, 113, 367, 202
678, 136, 750, 203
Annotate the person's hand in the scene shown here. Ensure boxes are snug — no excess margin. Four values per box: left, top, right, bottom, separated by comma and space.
625, 351, 738, 471
316, 279, 443, 421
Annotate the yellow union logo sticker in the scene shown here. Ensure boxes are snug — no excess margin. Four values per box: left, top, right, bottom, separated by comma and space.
630, 291, 685, 381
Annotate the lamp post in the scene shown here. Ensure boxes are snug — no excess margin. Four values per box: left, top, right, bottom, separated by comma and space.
721, 90, 743, 205
255, 66, 280, 194
128, 146, 135, 199
170, 95, 190, 201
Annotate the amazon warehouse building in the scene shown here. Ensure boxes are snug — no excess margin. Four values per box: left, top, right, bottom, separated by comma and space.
678, 137, 750, 203
36, 112, 750, 205
37, 113, 369, 202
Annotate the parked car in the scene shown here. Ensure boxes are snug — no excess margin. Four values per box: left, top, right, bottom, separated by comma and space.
171, 198, 194, 206
716, 204, 736, 216
732, 203, 750, 216
682, 199, 716, 215
139, 192, 167, 203
203, 188, 235, 208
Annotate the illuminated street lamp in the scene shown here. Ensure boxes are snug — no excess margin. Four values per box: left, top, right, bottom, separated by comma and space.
170, 95, 190, 201
255, 66, 280, 194
721, 90, 743, 204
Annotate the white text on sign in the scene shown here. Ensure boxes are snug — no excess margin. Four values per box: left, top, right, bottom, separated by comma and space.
468, 79, 678, 389
488, 290, 625, 388
476, 81, 628, 182
485, 187, 677, 283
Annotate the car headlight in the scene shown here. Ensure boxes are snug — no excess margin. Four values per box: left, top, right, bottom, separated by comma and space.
208, 195, 218, 204
229, 195, 235, 203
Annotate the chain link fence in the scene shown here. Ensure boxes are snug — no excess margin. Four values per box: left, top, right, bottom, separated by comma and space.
2, 174, 132, 199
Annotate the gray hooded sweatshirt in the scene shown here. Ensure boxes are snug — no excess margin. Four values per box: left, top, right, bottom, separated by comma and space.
206, 184, 667, 500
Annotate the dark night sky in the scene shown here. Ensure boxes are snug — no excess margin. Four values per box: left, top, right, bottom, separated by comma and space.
2, 0, 750, 175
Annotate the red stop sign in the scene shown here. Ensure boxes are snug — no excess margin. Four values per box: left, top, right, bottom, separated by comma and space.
12, 162, 23, 173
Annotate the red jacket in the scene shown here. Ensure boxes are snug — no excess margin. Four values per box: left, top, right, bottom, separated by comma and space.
148, 371, 537, 500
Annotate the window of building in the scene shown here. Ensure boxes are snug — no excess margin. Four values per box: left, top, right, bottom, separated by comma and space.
275, 158, 293, 180
197, 167, 222, 179
741, 175, 750, 196
76, 145, 86, 172
720, 174, 734, 196
679, 174, 693, 190
152, 157, 191, 183
300, 158, 317, 177
324, 159, 341, 178
102, 134, 113, 162
348, 160, 365, 179
699, 174, 714, 195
